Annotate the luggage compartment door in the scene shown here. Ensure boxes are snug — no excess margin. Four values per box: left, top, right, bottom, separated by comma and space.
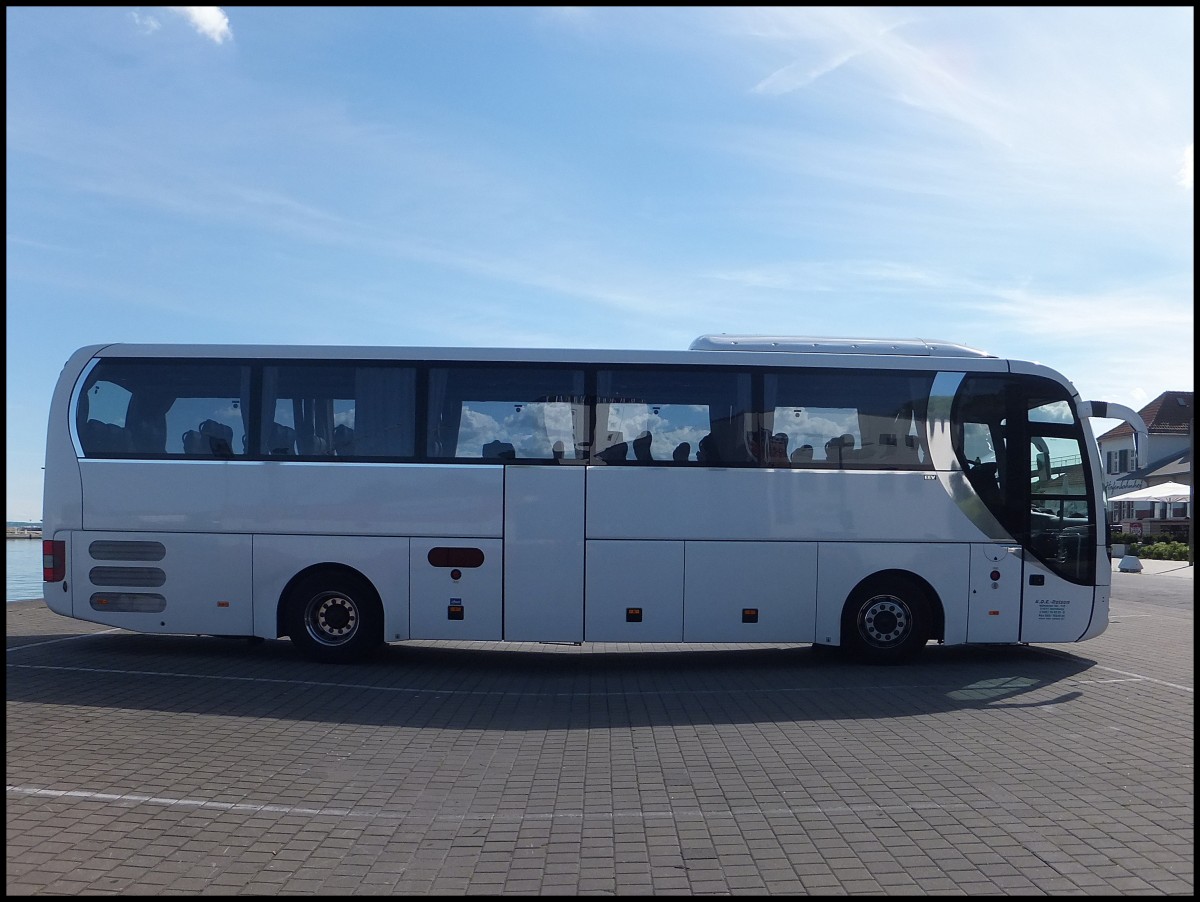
503, 466, 586, 642
410, 538, 502, 640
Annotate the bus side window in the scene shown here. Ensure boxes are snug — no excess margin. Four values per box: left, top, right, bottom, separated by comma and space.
428, 367, 587, 461
763, 371, 933, 471
595, 368, 751, 467
261, 364, 415, 460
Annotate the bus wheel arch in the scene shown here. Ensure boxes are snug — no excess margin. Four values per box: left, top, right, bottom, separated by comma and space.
280, 564, 384, 663
841, 570, 942, 663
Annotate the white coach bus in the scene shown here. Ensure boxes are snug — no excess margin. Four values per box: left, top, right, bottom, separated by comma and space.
41, 336, 1147, 664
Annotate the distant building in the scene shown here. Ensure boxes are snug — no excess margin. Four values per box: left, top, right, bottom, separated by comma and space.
1096, 390, 1192, 538
5, 524, 42, 539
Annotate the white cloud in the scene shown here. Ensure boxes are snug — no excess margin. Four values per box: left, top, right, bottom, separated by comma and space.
168, 7, 232, 44
1180, 144, 1194, 190
130, 11, 161, 35
753, 49, 862, 95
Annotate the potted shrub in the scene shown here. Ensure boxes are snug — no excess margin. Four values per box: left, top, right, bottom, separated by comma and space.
1110, 531, 1138, 559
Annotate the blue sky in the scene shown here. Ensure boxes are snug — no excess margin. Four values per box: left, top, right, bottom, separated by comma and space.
6, 6, 1194, 521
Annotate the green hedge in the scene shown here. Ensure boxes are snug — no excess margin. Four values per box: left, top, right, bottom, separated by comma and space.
1135, 541, 1190, 561
1111, 532, 1190, 561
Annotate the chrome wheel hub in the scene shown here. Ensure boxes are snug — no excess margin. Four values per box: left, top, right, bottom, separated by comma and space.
307, 593, 358, 645
860, 596, 911, 647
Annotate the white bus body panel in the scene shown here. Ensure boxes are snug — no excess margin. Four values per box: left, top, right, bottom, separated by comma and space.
409, 538, 503, 640
815, 543, 971, 646
683, 541, 817, 642
77, 461, 504, 538
586, 468, 992, 542
585, 541, 685, 642
252, 534, 411, 641
967, 544, 1022, 643
70, 531, 252, 636
503, 467, 585, 642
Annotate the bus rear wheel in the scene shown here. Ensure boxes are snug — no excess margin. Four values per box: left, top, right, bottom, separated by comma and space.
285, 571, 383, 664
842, 576, 930, 664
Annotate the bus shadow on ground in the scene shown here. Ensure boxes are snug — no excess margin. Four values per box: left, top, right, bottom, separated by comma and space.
6, 629, 1095, 729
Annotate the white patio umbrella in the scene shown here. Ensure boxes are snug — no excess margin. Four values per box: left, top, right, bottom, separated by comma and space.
1107, 481, 1192, 503
1108, 480, 1191, 572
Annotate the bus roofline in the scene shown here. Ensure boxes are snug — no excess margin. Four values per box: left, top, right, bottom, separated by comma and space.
688, 335, 995, 358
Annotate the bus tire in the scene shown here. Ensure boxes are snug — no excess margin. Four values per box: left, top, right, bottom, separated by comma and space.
842, 576, 930, 664
284, 570, 383, 664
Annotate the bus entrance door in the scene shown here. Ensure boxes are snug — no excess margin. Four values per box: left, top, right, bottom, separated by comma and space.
1019, 552, 1099, 643
502, 466, 586, 642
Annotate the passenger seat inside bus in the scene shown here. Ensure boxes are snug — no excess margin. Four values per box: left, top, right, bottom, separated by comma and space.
183, 419, 235, 456
296, 433, 327, 455
482, 440, 516, 460
332, 425, 355, 456
790, 444, 814, 464
968, 461, 1003, 509
824, 435, 848, 466
768, 433, 789, 464
267, 423, 296, 456
852, 433, 921, 467
82, 419, 133, 453
595, 430, 628, 464
205, 420, 234, 455
597, 441, 629, 464
632, 431, 653, 461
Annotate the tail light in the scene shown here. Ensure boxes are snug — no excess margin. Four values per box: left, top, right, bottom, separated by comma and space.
43, 540, 66, 582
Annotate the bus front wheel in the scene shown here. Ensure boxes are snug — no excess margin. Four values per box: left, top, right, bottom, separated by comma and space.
842, 576, 930, 664
285, 571, 383, 664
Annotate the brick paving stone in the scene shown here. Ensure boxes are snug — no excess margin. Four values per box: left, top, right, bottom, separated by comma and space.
6, 577, 1193, 896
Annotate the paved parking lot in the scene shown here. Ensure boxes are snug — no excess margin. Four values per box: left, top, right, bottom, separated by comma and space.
7, 565, 1193, 895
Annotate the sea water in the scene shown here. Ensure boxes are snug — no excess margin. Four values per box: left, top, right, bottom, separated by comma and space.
6, 538, 43, 603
